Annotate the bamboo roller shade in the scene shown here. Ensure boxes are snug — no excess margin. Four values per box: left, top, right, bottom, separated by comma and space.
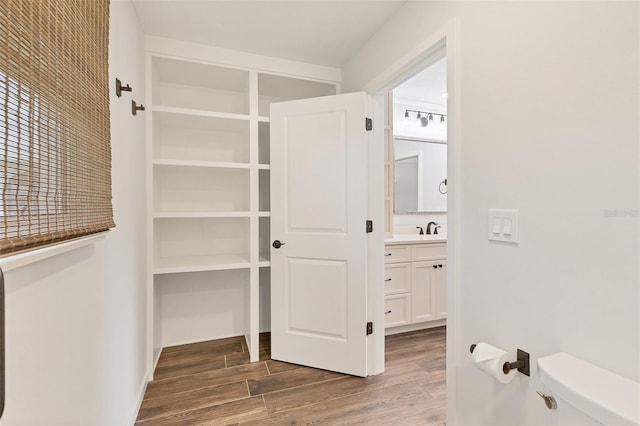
0, 0, 114, 255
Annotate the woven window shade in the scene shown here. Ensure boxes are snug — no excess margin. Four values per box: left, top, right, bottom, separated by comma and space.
0, 0, 113, 255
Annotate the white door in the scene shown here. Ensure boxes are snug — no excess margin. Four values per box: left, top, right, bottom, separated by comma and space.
270, 92, 370, 377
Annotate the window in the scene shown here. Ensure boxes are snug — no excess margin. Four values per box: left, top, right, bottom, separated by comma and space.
0, 0, 114, 255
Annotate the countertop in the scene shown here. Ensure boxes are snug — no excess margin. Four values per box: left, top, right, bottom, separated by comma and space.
384, 234, 447, 245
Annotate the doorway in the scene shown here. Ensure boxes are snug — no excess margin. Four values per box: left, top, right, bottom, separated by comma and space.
388, 51, 447, 231
380, 48, 449, 336
365, 27, 458, 422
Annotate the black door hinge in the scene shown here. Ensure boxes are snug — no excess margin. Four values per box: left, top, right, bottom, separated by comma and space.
366, 321, 373, 335
366, 220, 373, 233
365, 117, 373, 131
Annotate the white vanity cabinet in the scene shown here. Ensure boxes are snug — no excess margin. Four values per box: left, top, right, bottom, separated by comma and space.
384, 239, 446, 330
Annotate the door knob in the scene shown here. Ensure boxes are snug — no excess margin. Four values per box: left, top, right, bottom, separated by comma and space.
272, 240, 285, 249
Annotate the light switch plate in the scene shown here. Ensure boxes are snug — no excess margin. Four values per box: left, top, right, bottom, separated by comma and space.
488, 209, 519, 244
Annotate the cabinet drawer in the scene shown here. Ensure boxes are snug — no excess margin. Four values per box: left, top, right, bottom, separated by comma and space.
384, 263, 411, 295
412, 243, 446, 261
384, 244, 412, 263
384, 294, 411, 327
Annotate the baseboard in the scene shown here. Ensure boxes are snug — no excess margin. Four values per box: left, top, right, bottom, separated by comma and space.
162, 332, 244, 348
385, 319, 446, 336
128, 368, 151, 426
153, 346, 162, 372
127, 346, 163, 425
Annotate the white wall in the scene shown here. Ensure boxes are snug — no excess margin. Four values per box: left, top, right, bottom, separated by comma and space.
1, 1, 147, 424
344, 1, 639, 425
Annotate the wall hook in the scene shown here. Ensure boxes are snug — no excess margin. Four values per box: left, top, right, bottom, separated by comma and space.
132, 100, 145, 116
116, 78, 132, 97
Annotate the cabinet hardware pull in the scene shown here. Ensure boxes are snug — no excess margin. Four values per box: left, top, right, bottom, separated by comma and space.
385, 278, 392, 281
432, 265, 438, 269
438, 264, 443, 268
385, 253, 392, 256
385, 310, 392, 314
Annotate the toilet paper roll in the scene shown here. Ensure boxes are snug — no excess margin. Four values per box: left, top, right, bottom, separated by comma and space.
471, 342, 517, 384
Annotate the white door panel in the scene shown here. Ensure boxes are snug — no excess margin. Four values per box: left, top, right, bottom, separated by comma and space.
287, 112, 347, 233
271, 92, 370, 377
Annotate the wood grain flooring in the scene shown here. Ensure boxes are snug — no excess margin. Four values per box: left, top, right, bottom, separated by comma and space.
136, 327, 446, 425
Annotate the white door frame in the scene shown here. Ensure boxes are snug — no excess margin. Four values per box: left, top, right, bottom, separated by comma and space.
363, 19, 460, 424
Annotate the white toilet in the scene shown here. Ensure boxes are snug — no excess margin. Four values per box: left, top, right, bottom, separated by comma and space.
538, 352, 640, 426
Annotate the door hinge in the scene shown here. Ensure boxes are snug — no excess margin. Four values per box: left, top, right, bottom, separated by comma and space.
366, 220, 373, 233
365, 117, 373, 131
366, 321, 373, 336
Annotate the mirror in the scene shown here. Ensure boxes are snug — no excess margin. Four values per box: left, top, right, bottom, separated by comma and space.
394, 138, 447, 213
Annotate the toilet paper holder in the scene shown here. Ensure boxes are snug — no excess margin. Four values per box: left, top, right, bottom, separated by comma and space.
470, 344, 530, 377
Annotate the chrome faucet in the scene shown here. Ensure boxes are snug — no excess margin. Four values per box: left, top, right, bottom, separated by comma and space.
426, 222, 438, 235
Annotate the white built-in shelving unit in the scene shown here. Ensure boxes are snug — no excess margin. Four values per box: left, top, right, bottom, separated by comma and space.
146, 43, 338, 371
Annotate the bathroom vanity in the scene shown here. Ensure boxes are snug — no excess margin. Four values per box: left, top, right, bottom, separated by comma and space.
384, 235, 447, 333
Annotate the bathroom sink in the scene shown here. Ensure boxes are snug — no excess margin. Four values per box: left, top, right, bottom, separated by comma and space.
385, 234, 447, 244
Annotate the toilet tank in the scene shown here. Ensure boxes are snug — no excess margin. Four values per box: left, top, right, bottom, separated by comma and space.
538, 352, 640, 426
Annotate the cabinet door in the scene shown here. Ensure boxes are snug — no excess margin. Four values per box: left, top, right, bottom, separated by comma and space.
384, 263, 411, 295
412, 261, 437, 323
384, 294, 411, 327
434, 261, 447, 319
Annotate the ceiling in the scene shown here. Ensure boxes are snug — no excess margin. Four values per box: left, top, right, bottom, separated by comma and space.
131, 0, 406, 68
393, 56, 447, 109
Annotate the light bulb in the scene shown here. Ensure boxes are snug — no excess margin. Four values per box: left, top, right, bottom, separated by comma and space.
404, 110, 409, 126
428, 113, 434, 121
440, 115, 446, 129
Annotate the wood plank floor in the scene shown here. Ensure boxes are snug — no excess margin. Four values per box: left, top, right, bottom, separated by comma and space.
136, 327, 446, 425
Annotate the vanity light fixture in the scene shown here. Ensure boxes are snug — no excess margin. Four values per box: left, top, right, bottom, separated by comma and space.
405, 109, 447, 128
404, 110, 410, 125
